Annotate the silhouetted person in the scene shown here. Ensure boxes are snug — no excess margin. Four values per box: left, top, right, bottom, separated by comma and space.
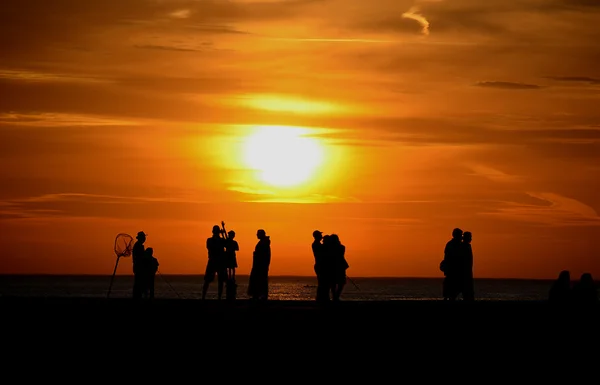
571, 273, 598, 306
132, 231, 147, 300
142, 247, 159, 299
225, 230, 239, 282
330, 234, 349, 301
248, 229, 271, 301
440, 228, 463, 301
461, 231, 475, 301
225, 229, 239, 301
322, 234, 334, 301
202, 225, 227, 300
548, 270, 571, 304
311, 230, 328, 303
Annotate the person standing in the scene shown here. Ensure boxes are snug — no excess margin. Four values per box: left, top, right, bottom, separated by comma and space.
248, 229, 271, 301
202, 225, 227, 300
440, 228, 463, 301
461, 231, 475, 301
132, 231, 146, 300
330, 234, 349, 302
311, 230, 328, 303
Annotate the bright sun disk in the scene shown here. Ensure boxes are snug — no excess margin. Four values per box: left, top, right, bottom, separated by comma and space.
243, 126, 324, 187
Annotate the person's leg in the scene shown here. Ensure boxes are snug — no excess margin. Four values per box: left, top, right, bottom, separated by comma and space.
150, 276, 155, 299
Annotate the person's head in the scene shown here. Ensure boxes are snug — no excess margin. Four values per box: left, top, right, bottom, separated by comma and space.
323, 234, 331, 245
145, 247, 154, 257
257, 229, 266, 239
463, 231, 472, 244
452, 228, 463, 239
330, 234, 340, 244
558, 270, 570, 282
228, 230, 235, 239
136, 231, 147, 242
312, 230, 323, 241
212, 225, 221, 235
580, 272, 594, 285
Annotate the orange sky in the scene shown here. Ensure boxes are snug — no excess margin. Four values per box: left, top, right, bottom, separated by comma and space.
1, 0, 599, 279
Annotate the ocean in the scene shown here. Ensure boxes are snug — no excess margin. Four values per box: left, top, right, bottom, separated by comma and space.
0, 274, 556, 301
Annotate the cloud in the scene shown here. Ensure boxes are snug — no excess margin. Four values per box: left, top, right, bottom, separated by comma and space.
480, 192, 600, 227
0, 112, 140, 127
133, 44, 202, 52
475, 81, 542, 90
467, 164, 523, 183
544, 76, 600, 84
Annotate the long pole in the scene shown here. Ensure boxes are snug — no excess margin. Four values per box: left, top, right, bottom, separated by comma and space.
107, 256, 120, 298
347, 275, 360, 290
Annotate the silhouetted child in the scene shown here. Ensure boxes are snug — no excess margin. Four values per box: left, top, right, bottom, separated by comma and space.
548, 270, 571, 304
144, 247, 159, 299
225, 230, 239, 282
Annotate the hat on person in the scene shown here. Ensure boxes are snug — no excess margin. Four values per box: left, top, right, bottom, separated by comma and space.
136, 231, 147, 239
312, 230, 323, 238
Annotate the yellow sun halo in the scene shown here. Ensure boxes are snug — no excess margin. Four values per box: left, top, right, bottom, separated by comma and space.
243, 126, 324, 187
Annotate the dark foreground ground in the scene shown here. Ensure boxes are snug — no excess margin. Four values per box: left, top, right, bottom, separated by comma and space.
1, 296, 598, 377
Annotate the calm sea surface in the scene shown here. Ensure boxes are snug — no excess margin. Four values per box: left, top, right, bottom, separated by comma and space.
0, 275, 557, 301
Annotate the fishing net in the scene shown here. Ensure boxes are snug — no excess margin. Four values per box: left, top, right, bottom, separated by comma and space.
107, 233, 134, 298
114, 233, 134, 258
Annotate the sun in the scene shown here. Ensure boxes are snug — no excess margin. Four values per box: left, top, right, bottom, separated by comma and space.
243, 126, 324, 187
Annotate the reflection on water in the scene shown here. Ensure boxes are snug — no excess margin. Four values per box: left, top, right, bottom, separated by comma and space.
0, 275, 556, 301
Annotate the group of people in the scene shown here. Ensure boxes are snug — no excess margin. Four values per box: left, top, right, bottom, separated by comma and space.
440, 227, 474, 301
132, 231, 160, 300
548, 270, 598, 305
311, 230, 350, 303
201, 224, 271, 301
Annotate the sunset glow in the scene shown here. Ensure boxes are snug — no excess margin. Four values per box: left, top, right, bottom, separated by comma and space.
1, 0, 599, 280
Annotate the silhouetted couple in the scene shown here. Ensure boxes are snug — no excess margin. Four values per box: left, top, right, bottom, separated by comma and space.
202, 225, 238, 301
440, 228, 474, 301
549, 270, 598, 305
312, 230, 349, 303
132, 231, 159, 300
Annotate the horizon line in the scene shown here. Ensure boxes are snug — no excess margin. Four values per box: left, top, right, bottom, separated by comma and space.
0, 273, 560, 281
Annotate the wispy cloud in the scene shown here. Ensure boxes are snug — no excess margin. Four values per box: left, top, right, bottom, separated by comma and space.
467, 164, 524, 183
480, 192, 600, 226
475, 81, 542, 90
0, 112, 140, 127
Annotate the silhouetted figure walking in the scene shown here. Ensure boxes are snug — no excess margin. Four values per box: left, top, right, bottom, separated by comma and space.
440, 228, 463, 301
571, 273, 598, 306
461, 231, 475, 301
142, 247, 159, 299
548, 270, 571, 304
311, 230, 328, 303
202, 225, 227, 300
248, 229, 271, 301
132, 231, 147, 300
330, 234, 349, 301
